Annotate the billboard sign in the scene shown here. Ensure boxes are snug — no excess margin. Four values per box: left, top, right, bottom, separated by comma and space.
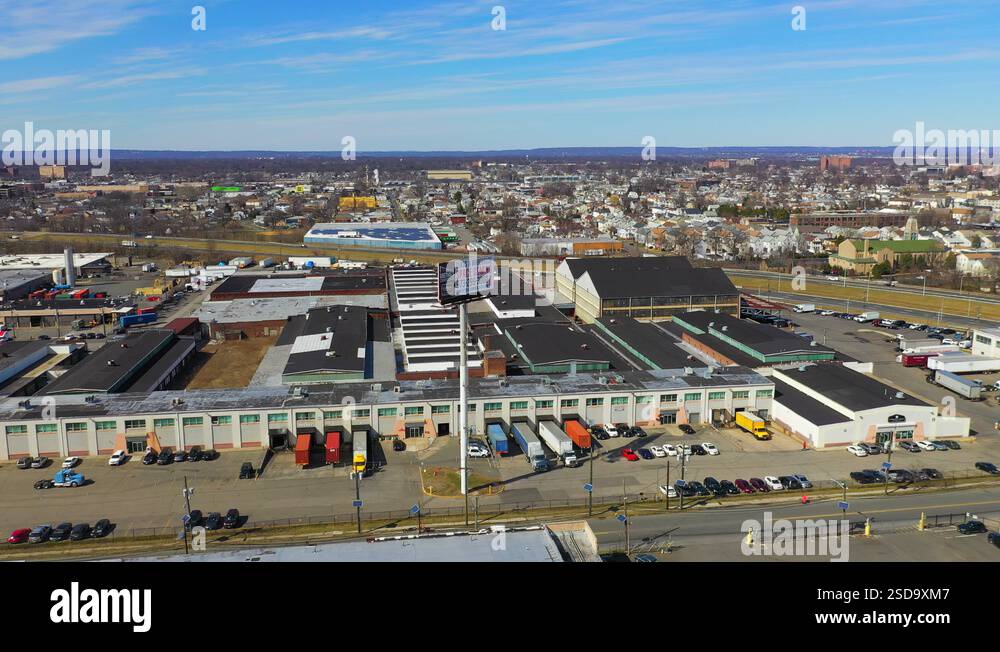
438, 254, 497, 306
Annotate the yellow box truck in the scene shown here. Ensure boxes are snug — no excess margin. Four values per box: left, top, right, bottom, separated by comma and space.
735, 411, 771, 440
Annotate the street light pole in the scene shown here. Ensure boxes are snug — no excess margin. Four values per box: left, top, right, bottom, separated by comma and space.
355, 469, 362, 533
588, 444, 594, 517
459, 302, 469, 527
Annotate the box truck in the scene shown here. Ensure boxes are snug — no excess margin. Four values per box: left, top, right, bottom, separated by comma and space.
792, 303, 815, 313
353, 431, 368, 474
537, 421, 578, 467
854, 311, 880, 323
486, 423, 509, 456
510, 422, 549, 472
929, 369, 983, 400
735, 411, 771, 440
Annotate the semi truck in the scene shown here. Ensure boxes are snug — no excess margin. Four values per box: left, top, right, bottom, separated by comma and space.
735, 411, 771, 440
854, 311, 880, 323
353, 430, 368, 475
928, 352, 1000, 374
792, 303, 815, 313
34, 469, 85, 489
486, 423, 509, 456
929, 369, 983, 400
510, 422, 549, 472
537, 421, 578, 467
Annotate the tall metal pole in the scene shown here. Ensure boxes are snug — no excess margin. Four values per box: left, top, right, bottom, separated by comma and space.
622, 478, 629, 554
182, 476, 193, 555
459, 302, 469, 526
588, 444, 594, 516
665, 460, 670, 511
355, 470, 362, 534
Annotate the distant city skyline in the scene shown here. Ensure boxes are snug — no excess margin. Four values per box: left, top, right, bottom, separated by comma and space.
3, 0, 999, 151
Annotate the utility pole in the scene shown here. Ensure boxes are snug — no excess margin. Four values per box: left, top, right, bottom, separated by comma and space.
622, 478, 630, 554
354, 470, 362, 534
182, 476, 194, 555
665, 459, 671, 511
459, 302, 469, 527
588, 444, 595, 516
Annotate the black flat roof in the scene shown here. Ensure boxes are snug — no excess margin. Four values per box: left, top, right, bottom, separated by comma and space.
505, 323, 612, 366
778, 364, 929, 411
39, 331, 176, 394
283, 306, 369, 376
772, 379, 850, 426
127, 337, 197, 393
212, 271, 386, 296
595, 317, 698, 369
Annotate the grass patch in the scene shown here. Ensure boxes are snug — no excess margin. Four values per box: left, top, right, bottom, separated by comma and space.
421, 465, 502, 497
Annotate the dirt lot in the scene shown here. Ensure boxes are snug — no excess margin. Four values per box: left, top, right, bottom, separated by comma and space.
182, 336, 277, 389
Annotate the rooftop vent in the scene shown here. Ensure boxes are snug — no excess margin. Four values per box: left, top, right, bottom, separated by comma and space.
895, 391, 905, 399
107, 360, 117, 366
371, 383, 383, 392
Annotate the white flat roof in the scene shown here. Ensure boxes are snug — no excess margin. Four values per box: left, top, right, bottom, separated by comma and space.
0, 253, 111, 270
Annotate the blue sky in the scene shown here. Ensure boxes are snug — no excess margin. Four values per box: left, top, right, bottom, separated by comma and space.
2, 0, 999, 150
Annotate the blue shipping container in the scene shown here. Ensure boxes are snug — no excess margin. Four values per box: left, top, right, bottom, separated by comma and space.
486, 423, 509, 456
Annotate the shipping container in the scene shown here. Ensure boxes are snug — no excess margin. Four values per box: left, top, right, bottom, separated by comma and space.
928, 352, 1000, 374
294, 433, 312, 467
325, 431, 341, 465
930, 369, 983, 400
486, 423, 509, 456
563, 419, 592, 450
901, 353, 935, 368
118, 312, 157, 328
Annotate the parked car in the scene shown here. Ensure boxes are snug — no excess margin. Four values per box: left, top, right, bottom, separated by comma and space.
679, 424, 696, 435
859, 442, 883, 455
929, 441, 949, 451
921, 468, 943, 480
735, 479, 754, 494
916, 441, 937, 452
50, 522, 73, 542
638, 448, 654, 460
142, 450, 158, 465
846, 445, 868, 457
976, 462, 1000, 475
61, 456, 81, 469
156, 450, 173, 465
204, 512, 222, 530
622, 448, 640, 462
702, 442, 720, 456
108, 450, 127, 466
69, 523, 91, 541
674, 481, 697, 497
223, 509, 241, 529
30, 456, 50, 469
750, 477, 769, 492
763, 476, 784, 491
958, 520, 988, 535
392, 440, 406, 452
173, 450, 188, 463
91, 519, 112, 538
617, 424, 633, 438
201, 449, 219, 461
16, 456, 33, 469
187, 446, 203, 461
662, 444, 679, 457
7, 528, 30, 544
629, 426, 647, 438
28, 525, 52, 544
899, 441, 921, 453
988, 532, 1000, 548
650, 446, 666, 458
659, 484, 678, 498
690, 481, 710, 497
603, 423, 620, 438
793, 474, 813, 489
184, 510, 203, 530
720, 480, 740, 495
591, 427, 609, 441
778, 475, 802, 490
940, 440, 961, 450
703, 477, 723, 495
239, 462, 254, 479
690, 444, 707, 456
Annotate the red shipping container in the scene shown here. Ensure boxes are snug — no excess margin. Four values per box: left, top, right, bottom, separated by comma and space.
294, 433, 311, 467
325, 431, 341, 465
563, 420, 592, 449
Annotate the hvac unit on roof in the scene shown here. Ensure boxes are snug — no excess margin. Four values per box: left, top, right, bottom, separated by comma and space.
107, 360, 117, 366
895, 391, 905, 399
371, 383, 383, 392
325, 350, 337, 357
393, 385, 401, 393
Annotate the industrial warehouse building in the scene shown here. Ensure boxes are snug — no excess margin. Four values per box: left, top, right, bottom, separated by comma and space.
769, 364, 970, 448
304, 222, 443, 250
0, 366, 775, 460
672, 312, 837, 367
208, 268, 386, 301
555, 256, 740, 323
